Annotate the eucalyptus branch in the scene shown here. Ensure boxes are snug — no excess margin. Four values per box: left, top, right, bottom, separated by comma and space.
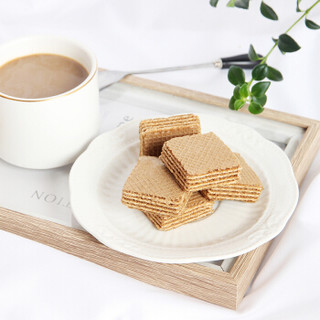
210, 0, 320, 114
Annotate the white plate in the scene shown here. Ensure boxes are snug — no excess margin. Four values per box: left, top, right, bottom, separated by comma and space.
69, 114, 299, 263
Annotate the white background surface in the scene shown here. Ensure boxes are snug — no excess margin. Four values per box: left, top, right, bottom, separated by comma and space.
0, 1, 320, 319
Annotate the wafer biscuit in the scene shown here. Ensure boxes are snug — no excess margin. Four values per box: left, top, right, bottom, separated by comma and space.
201, 153, 263, 202
160, 132, 240, 191
143, 192, 214, 231
122, 156, 191, 215
139, 114, 201, 156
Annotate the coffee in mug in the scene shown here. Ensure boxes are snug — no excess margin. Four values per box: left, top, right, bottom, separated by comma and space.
0, 54, 89, 99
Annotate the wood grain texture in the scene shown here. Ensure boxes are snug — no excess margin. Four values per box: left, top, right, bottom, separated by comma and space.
290, 123, 320, 184
1, 74, 320, 309
121, 75, 319, 128
0, 207, 238, 309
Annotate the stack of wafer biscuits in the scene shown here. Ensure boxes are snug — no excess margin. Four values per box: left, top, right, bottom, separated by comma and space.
201, 153, 264, 202
139, 113, 201, 157
159, 132, 241, 191
122, 156, 191, 216
143, 192, 214, 231
121, 113, 263, 231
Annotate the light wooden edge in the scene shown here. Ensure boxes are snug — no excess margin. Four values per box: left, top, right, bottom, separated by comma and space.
121, 75, 320, 128
290, 123, 320, 184
1, 74, 320, 310
0, 207, 238, 309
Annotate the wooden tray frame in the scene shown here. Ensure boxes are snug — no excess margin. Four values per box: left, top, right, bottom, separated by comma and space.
1, 75, 320, 310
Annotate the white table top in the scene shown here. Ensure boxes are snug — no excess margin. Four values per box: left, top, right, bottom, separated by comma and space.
1, 1, 319, 319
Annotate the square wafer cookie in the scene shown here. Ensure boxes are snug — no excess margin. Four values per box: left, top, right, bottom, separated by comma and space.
122, 156, 191, 215
139, 114, 201, 157
160, 132, 241, 192
143, 192, 214, 231
201, 153, 263, 202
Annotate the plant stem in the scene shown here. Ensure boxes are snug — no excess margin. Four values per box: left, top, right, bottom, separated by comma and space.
261, 42, 277, 63
228, 1, 320, 112
286, 0, 320, 33
246, 0, 320, 95
261, 0, 320, 64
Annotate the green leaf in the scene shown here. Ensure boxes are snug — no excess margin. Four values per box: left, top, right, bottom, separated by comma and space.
233, 85, 241, 99
267, 66, 283, 81
252, 64, 268, 80
248, 102, 264, 114
252, 94, 267, 107
278, 34, 301, 53
248, 44, 260, 61
296, 0, 302, 12
234, 99, 246, 110
227, 0, 236, 7
234, 0, 249, 9
229, 96, 236, 110
228, 66, 245, 86
239, 83, 249, 97
251, 81, 271, 97
260, 2, 278, 21
272, 37, 287, 54
305, 19, 320, 30
209, 0, 219, 7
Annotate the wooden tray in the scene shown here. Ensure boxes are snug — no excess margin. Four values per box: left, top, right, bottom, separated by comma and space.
1, 75, 320, 310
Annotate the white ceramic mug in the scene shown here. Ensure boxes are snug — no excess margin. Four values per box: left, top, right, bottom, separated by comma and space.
0, 35, 100, 169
